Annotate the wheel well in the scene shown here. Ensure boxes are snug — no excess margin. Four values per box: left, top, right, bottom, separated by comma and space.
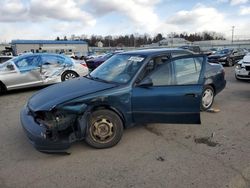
207, 84, 216, 95
63, 70, 79, 76
0, 81, 7, 91
91, 105, 126, 128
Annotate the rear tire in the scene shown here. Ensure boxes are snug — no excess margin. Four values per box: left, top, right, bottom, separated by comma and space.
227, 58, 234, 67
61, 71, 79, 81
85, 109, 123, 149
201, 85, 215, 111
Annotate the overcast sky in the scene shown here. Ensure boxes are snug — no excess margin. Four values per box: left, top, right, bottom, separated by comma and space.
0, 0, 250, 42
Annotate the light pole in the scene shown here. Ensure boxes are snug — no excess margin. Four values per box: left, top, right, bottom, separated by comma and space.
231, 26, 235, 44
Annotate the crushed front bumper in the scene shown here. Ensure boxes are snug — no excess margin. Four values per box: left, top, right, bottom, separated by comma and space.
235, 68, 250, 80
20, 106, 71, 152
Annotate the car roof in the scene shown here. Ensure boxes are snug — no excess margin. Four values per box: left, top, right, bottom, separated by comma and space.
120, 48, 190, 57
11, 53, 69, 63
17, 53, 68, 59
22, 53, 62, 56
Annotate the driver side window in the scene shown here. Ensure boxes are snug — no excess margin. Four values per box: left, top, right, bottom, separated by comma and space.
41, 55, 65, 66
149, 62, 172, 86
136, 54, 171, 83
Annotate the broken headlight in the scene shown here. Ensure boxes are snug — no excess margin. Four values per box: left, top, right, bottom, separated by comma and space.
35, 110, 76, 131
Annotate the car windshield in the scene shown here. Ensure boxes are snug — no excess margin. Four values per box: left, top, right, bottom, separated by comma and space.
215, 49, 231, 54
90, 54, 146, 84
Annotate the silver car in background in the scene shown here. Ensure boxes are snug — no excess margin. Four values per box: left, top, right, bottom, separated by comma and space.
0, 53, 89, 94
235, 53, 250, 80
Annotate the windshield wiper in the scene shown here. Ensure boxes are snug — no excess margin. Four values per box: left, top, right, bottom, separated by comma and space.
91, 76, 111, 83
87, 74, 119, 84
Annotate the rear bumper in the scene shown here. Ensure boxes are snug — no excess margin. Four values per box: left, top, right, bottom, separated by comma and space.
20, 106, 70, 152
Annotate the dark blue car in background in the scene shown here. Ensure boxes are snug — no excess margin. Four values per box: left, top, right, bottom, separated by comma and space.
20, 48, 226, 152
86, 52, 118, 70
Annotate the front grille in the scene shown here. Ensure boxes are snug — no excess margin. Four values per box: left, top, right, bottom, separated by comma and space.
245, 66, 250, 71
238, 75, 250, 78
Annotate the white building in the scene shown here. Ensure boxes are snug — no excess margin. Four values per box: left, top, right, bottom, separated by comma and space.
11, 40, 88, 56
96, 41, 104, 48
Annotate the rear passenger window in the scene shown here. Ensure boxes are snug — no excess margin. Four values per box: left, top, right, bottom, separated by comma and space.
42, 55, 65, 66
173, 57, 202, 85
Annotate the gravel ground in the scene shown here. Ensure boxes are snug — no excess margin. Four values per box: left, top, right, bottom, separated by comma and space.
0, 66, 249, 188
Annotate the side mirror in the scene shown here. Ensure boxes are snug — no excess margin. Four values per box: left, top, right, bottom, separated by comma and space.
6, 64, 14, 70
137, 77, 153, 87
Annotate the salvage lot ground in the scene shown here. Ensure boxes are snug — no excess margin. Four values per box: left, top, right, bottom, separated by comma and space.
0, 67, 249, 188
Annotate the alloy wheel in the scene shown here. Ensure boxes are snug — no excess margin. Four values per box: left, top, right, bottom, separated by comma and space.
64, 73, 77, 80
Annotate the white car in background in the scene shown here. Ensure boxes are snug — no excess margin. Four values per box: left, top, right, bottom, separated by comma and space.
235, 53, 250, 80
0, 53, 89, 94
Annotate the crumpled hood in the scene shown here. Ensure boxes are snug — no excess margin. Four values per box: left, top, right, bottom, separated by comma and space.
28, 77, 117, 111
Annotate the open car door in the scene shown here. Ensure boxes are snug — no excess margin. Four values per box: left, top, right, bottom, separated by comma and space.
132, 55, 206, 124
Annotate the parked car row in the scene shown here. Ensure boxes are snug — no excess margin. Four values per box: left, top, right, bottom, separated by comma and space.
207, 48, 246, 66
179, 46, 248, 67
179, 45, 212, 55
19, 48, 226, 152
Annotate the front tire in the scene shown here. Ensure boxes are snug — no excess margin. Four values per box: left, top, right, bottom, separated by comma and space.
61, 71, 79, 81
85, 109, 123, 149
0, 82, 6, 95
201, 85, 215, 111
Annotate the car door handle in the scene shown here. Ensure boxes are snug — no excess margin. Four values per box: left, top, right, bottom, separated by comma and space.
185, 93, 198, 98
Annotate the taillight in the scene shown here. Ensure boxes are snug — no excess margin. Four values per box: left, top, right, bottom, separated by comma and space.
80, 63, 88, 68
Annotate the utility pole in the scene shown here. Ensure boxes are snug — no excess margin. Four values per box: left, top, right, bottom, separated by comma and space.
231, 26, 235, 44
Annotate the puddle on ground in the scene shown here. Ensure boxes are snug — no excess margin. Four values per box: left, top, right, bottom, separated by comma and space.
156, 156, 165, 162
194, 137, 219, 147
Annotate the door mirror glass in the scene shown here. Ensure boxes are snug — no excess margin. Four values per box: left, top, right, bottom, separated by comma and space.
137, 77, 153, 87
6, 64, 14, 70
